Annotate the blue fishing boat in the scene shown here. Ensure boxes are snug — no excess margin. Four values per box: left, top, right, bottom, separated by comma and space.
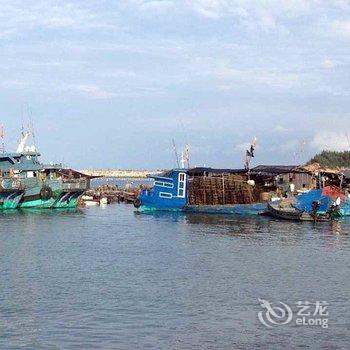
135, 138, 350, 217
135, 166, 350, 217
135, 168, 267, 214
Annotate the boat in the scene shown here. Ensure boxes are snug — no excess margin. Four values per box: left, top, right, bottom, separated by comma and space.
135, 137, 350, 217
266, 186, 349, 221
134, 166, 350, 218
0, 131, 90, 209
134, 167, 268, 214
134, 140, 311, 215
0, 177, 25, 209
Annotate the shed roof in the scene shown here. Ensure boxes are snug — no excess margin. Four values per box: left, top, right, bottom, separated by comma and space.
188, 167, 247, 175
250, 165, 298, 174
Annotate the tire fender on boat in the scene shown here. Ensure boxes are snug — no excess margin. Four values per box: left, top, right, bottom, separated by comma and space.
40, 186, 53, 200
133, 198, 141, 209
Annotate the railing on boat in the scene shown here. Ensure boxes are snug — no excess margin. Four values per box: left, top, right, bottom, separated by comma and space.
62, 179, 89, 190
0, 177, 25, 191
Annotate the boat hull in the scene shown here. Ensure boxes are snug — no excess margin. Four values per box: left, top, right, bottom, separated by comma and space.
185, 203, 266, 215
51, 191, 83, 209
18, 179, 87, 209
0, 191, 24, 209
140, 203, 266, 215
19, 191, 84, 209
267, 202, 303, 220
340, 200, 350, 216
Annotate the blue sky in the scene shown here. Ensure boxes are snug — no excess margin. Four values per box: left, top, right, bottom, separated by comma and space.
1, 0, 350, 169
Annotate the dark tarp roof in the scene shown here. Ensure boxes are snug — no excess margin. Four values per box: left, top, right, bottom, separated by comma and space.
59, 168, 96, 179
161, 165, 303, 177
250, 165, 298, 175
188, 167, 247, 176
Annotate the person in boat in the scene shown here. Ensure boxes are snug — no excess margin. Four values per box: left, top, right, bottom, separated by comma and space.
289, 178, 295, 195
297, 183, 310, 194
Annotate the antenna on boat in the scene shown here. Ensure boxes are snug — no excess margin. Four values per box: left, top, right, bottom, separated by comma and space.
0, 125, 4, 153
28, 108, 37, 151
180, 144, 190, 169
244, 137, 257, 179
172, 139, 180, 168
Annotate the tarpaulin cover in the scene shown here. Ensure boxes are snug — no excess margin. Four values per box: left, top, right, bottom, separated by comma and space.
295, 186, 344, 213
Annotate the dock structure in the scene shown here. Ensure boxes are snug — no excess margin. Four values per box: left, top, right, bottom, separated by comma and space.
79, 169, 161, 179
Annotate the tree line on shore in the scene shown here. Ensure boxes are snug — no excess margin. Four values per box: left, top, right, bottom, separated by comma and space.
308, 151, 350, 168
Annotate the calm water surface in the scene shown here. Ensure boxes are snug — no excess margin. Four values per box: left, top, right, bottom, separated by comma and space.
0, 205, 349, 349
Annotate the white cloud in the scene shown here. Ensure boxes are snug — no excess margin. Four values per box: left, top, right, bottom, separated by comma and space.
310, 131, 350, 151
67, 84, 116, 99
234, 142, 250, 152
139, 0, 174, 11
190, 0, 224, 19
331, 20, 350, 37
274, 125, 289, 133
0, 1, 115, 39
322, 57, 335, 69
215, 64, 300, 88
187, 0, 312, 31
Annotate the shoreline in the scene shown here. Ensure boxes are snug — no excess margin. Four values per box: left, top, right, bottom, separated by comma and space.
80, 169, 161, 178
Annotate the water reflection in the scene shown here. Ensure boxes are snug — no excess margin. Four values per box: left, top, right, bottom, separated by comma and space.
134, 209, 350, 241
0, 208, 85, 219
0, 204, 349, 349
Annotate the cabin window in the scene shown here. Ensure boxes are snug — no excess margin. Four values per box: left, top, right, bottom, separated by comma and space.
177, 172, 186, 198
159, 192, 172, 199
154, 181, 174, 188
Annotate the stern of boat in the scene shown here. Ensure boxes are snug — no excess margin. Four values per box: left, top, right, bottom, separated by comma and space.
52, 179, 89, 208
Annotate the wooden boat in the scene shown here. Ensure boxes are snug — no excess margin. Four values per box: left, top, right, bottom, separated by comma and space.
267, 201, 303, 220
266, 186, 345, 221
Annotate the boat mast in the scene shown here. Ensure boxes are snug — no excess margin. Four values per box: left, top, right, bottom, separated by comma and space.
180, 144, 190, 169
16, 131, 30, 153
172, 139, 180, 168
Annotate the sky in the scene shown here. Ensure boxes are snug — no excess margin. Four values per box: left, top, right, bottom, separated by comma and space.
0, 0, 350, 169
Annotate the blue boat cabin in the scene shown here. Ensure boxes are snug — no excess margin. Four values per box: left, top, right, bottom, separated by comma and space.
139, 169, 188, 210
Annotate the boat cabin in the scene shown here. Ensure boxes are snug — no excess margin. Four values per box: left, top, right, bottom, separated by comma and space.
140, 169, 188, 210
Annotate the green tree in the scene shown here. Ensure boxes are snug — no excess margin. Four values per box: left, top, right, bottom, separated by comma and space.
308, 151, 350, 168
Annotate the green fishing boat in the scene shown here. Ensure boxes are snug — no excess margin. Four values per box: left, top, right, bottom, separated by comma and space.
0, 131, 90, 209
